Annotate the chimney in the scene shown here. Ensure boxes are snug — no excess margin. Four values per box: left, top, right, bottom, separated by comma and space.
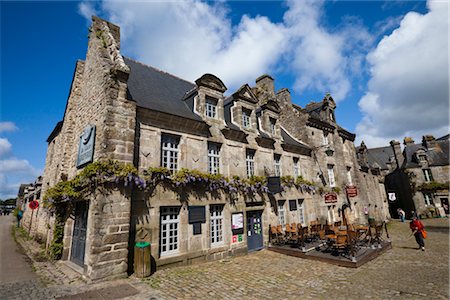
422, 135, 436, 149
256, 74, 275, 98
403, 137, 415, 146
390, 140, 404, 169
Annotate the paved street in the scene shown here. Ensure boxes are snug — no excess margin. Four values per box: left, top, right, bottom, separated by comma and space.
0, 216, 448, 299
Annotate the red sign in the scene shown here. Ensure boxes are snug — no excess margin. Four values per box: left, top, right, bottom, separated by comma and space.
345, 186, 358, 197
29, 200, 39, 210
324, 193, 338, 203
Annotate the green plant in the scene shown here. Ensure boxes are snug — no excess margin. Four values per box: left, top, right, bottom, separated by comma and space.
417, 181, 449, 192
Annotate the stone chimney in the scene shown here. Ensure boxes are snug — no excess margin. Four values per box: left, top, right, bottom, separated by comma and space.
422, 135, 436, 149
403, 137, 415, 146
256, 74, 275, 98
390, 140, 404, 169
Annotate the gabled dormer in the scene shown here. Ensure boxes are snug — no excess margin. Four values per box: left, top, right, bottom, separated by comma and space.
414, 148, 429, 167
259, 100, 281, 139
229, 84, 259, 133
193, 74, 227, 125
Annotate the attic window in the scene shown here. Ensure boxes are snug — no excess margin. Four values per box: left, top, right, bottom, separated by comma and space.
418, 154, 427, 163
206, 97, 217, 119
242, 108, 252, 129
269, 117, 276, 135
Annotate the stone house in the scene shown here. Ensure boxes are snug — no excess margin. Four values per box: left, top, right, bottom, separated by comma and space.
359, 135, 449, 219
22, 16, 388, 281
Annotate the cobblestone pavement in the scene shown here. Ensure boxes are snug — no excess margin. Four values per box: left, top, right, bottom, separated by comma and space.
1, 217, 448, 299
137, 218, 449, 300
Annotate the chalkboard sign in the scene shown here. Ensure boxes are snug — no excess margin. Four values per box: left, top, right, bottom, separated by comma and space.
188, 206, 206, 224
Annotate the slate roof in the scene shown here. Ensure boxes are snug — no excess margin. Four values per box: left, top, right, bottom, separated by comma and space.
365, 146, 394, 170
46, 121, 63, 143
124, 57, 201, 121
281, 129, 311, 151
404, 139, 449, 168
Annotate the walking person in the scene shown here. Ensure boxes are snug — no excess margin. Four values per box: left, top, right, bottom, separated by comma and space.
397, 208, 405, 222
410, 215, 426, 251
16, 209, 23, 227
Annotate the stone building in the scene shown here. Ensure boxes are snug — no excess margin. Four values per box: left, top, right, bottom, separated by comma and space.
359, 135, 449, 219
23, 16, 388, 281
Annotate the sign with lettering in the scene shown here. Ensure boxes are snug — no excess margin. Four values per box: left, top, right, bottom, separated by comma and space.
345, 186, 358, 197
76, 125, 96, 168
232, 212, 244, 235
324, 192, 338, 203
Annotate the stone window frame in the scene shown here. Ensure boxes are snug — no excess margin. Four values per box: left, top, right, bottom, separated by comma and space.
293, 157, 300, 178
269, 117, 277, 135
322, 132, 329, 146
207, 142, 221, 175
278, 200, 286, 227
346, 166, 353, 185
423, 192, 434, 206
246, 149, 256, 178
327, 164, 336, 187
160, 206, 181, 257
210, 204, 224, 247
205, 96, 218, 119
423, 169, 433, 182
327, 205, 336, 223
242, 108, 252, 129
161, 134, 180, 174
298, 199, 305, 226
274, 154, 281, 176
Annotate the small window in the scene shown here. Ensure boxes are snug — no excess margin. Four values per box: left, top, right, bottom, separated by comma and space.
206, 97, 217, 119
293, 157, 300, 178
322, 132, 329, 146
208, 143, 220, 174
298, 199, 305, 225
246, 149, 255, 177
161, 134, 180, 173
160, 207, 181, 256
423, 193, 434, 206
274, 154, 281, 176
418, 154, 427, 163
210, 205, 224, 246
346, 167, 352, 185
242, 108, 252, 129
269, 117, 277, 135
278, 200, 286, 226
327, 165, 336, 187
423, 169, 433, 182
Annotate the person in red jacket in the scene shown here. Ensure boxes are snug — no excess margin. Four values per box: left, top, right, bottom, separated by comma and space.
410, 215, 425, 251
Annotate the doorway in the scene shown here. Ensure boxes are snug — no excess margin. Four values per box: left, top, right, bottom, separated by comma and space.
246, 210, 263, 252
71, 201, 88, 267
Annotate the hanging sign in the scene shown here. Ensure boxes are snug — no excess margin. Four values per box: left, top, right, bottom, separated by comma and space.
76, 124, 96, 168
345, 186, 358, 197
324, 192, 338, 203
388, 192, 396, 202
29, 200, 39, 210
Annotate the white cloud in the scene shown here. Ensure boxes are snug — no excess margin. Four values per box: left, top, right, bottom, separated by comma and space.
78, 2, 98, 21
0, 138, 12, 159
356, 0, 449, 147
0, 158, 39, 199
0, 121, 18, 133
79, 0, 370, 100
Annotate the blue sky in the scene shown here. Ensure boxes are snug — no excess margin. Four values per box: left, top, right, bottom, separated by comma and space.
1, 0, 448, 199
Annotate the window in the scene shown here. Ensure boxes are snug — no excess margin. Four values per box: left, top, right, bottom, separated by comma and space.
327, 165, 336, 187
274, 154, 281, 176
208, 143, 220, 174
322, 132, 329, 145
346, 167, 352, 185
278, 200, 286, 226
298, 199, 305, 225
246, 149, 255, 177
418, 154, 427, 163
293, 157, 300, 178
210, 205, 224, 246
242, 108, 252, 129
269, 117, 276, 135
423, 193, 434, 206
161, 134, 179, 173
206, 97, 217, 119
423, 169, 433, 182
160, 207, 180, 256
327, 205, 336, 224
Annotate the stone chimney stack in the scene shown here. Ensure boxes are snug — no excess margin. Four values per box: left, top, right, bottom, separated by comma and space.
422, 135, 436, 149
256, 74, 275, 98
403, 137, 415, 146
390, 140, 404, 169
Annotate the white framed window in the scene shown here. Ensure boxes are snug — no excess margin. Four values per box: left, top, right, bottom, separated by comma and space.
322, 132, 329, 145
278, 200, 286, 226
327, 205, 336, 224
208, 143, 220, 174
274, 154, 281, 176
346, 167, 352, 185
246, 149, 255, 177
293, 157, 300, 178
160, 207, 180, 256
210, 205, 224, 246
242, 108, 251, 129
423, 169, 433, 182
327, 165, 336, 187
298, 199, 305, 225
424, 193, 434, 206
161, 134, 179, 173
269, 117, 276, 135
418, 154, 427, 163
206, 97, 217, 119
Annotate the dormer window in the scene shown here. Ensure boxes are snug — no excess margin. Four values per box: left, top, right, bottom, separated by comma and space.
242, 108, 252, 129
206, 97, 217, 119
418, 154, 427, 163
269, 117, 277, 135
322, 132, 329, 146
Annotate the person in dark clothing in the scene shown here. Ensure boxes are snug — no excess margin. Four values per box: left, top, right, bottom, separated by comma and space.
409, 215, 425, 251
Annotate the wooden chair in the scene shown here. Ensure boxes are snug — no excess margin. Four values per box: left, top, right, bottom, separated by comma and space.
270, 225, 282, 245
276, 225, 285, 244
